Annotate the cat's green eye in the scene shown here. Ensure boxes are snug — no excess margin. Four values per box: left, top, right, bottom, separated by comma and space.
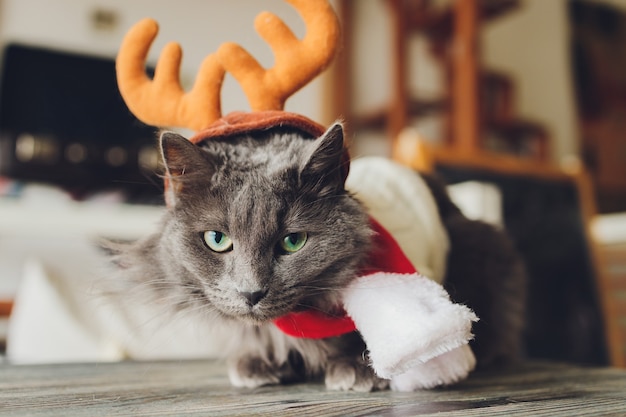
279, 232, 308, 254
203, 231, 233, 253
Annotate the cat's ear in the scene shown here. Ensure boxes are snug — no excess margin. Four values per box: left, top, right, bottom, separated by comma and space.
300, 122, 345, 195
160, 132, 212, 201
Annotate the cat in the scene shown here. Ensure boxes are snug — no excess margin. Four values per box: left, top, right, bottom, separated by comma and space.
106, 122, 526, 391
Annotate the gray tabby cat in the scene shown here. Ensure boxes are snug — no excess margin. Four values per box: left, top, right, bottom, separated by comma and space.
108, 123, 526, 391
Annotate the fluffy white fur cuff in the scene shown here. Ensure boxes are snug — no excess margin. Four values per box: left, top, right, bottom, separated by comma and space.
390, 344, 476, 391
342, 272, 478, 389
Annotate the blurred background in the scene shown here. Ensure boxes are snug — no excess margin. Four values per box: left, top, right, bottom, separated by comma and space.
0, 0, 625, 370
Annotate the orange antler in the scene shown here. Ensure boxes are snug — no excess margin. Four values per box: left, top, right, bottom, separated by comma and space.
116, 18, 225, 131
217, 0, 340, 111
117, 1, 339, 131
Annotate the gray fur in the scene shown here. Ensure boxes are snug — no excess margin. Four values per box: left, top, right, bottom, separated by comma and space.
106, 124, 526, 391
107, 125, 382, 390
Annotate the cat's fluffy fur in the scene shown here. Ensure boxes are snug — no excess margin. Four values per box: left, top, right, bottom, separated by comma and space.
107, 124, 526, 391
109, 125, 388, 390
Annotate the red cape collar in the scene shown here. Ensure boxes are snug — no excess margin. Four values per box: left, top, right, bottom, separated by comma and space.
273, 218, 417, 338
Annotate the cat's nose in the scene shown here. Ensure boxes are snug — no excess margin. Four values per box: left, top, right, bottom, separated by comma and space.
240, 290, 267, 306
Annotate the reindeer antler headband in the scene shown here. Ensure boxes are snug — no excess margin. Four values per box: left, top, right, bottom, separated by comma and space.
116, 0, 340, 132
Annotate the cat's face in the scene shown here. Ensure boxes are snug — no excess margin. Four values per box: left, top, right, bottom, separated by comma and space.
159, 124, 371, 324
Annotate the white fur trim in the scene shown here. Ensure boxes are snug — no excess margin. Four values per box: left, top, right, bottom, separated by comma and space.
390, 344, 476, 391
345, 157, 449, 283
342, 272, 478, 380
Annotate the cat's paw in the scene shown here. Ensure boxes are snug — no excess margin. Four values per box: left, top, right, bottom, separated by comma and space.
228, 356, 281, 389
325, 357, 389, 392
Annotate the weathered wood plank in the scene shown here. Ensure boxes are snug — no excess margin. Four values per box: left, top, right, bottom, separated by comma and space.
1, 361, 625, 416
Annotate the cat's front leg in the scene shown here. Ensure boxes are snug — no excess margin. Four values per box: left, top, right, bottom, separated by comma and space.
228, 351, 305, 389
228, 355, 281, 388
325, 356, 389, 392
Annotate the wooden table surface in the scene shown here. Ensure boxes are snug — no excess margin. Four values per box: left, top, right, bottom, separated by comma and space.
1, 360, 625, 416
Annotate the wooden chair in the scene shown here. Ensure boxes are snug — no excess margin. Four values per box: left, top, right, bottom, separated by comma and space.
331, 0, 548, 161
